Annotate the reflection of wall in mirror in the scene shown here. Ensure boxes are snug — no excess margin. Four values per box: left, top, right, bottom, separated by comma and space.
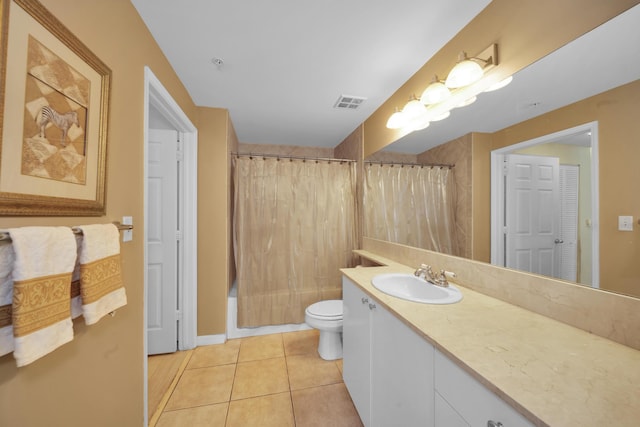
482, 80, 640, 297
410, 80, 639, 297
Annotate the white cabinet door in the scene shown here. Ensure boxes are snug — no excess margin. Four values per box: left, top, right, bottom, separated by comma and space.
343, 277, 435, 427
371, 303, 434, 427
435, 350, 534, 427
343, 277, 372, 427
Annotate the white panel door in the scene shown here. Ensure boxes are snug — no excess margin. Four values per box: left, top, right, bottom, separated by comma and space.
505, 154, 560, 277
147, 129, 179, 355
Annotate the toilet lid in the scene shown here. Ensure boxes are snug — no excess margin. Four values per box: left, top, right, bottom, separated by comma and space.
306, 300, 342, 319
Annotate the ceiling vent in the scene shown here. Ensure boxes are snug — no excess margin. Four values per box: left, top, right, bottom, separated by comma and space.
333, 95, 367, 110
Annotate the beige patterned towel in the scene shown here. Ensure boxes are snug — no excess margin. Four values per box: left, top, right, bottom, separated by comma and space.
75, 224, 127, 325
0, 243, 14, 356
9, 227, 76, 367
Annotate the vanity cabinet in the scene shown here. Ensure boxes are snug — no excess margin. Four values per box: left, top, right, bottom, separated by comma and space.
342, 277, 435, 427
434, 350, 534, 427
435, 392, 469, 427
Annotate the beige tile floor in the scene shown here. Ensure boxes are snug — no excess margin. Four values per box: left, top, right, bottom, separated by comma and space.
151, 329, 363, 427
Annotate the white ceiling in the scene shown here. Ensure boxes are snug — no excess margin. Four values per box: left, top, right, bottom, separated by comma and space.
130, 0, 492, 147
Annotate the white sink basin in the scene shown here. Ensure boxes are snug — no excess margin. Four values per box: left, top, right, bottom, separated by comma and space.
371, 273, 463, 304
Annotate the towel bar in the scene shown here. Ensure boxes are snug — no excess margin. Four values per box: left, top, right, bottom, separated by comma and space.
0, 222, 134, 244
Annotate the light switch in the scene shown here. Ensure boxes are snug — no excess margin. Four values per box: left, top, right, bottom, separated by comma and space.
618, 215, 633, 231
122, 216, 133, 242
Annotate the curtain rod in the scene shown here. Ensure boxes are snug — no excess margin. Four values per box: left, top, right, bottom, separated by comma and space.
0, 222, 134, 244
232, 152, 356, 163
364, 160, 454, 169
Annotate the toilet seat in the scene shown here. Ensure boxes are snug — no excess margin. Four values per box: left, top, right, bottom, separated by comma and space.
306, 300, 342, 320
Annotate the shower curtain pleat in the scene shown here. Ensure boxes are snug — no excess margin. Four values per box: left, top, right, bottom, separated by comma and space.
364, 164, 459, 256
233, 157, 358, 328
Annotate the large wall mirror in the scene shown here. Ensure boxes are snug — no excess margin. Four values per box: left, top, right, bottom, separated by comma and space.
364, 5, 640, 298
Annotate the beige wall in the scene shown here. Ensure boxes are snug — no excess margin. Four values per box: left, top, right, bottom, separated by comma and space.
0, 1, 203, 425
363, 0, 639, 157
228, 120, 238, 293
471, 133, 492, 263
197, 107, 234, 336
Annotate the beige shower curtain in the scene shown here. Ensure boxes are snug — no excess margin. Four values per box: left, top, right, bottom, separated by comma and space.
364, 163, 459, 255
233, 156, 358, 327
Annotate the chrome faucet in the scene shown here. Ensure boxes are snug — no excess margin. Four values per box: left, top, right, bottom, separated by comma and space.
414, 263, 432, 279
414, 263, 456, 288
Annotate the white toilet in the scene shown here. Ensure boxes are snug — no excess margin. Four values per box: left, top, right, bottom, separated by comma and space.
305, 300, 343, 360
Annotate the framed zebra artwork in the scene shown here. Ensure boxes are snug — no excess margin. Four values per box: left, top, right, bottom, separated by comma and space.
0, 0, 111, 215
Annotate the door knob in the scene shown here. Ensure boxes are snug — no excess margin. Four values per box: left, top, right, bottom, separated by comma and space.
554, 238, 564, 244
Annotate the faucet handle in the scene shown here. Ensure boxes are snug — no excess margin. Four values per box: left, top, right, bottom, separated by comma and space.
436, 270, 456, 287
441, 270, 456, 279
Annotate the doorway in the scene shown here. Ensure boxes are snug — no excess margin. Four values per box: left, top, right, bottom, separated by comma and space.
490, 122, 599, 288
143, 67, 198, 424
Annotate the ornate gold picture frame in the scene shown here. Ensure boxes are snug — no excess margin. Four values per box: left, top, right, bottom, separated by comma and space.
0, 0, 110, 216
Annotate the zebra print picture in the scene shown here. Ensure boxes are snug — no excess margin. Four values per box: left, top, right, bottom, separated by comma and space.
23, 36, 89, 184
0, 0, 111, 216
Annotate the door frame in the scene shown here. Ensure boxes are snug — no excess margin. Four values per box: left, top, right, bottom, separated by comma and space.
143, 66, 198, 424
490, 121, 599, 288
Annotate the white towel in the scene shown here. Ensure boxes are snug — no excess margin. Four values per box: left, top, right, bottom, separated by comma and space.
75, 224, 127, 325
0, 243, 14, 356
9, 227, 76, 367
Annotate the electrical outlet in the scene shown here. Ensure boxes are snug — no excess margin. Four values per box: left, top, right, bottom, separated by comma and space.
618, 215, 633, 231
122, 216, 133, 242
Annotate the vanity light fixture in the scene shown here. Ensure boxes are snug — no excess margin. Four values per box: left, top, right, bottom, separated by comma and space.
402, 94, 427, 119
456, 95, 477, 108
484, 75, 513, 92
445, 51, 489, 88
385, 43, 508, 131
420, 76, 451, 105
386, 107, 408, 129
430, 111, 450, 121
407, 113, 430, 131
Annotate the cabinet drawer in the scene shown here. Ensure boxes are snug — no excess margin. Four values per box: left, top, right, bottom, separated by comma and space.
434, 350, 533, 427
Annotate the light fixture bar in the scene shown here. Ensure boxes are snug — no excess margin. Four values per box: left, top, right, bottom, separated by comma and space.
385, 43, 509, 131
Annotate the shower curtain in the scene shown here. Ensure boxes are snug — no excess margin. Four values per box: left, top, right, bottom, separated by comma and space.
233, 156, 358, 327
364, 163, 459, 255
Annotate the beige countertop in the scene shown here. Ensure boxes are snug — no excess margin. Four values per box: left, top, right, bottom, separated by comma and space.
342, 251, 640, 427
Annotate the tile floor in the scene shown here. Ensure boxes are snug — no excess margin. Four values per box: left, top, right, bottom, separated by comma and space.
152, 329, 363, 427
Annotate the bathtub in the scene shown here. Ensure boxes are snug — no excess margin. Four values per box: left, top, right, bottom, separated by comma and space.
227, 281, 311, 339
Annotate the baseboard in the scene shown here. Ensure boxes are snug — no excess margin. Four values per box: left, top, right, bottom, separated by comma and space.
227, 322, 311, 339
196, 334, 227, 346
